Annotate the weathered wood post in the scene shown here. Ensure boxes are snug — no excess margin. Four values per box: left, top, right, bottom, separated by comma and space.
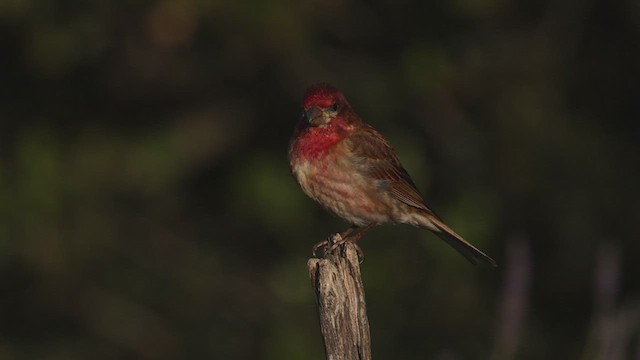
307, 235, 372, 360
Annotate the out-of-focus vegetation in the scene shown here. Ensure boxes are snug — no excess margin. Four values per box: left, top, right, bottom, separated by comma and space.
1, 0, 639, 359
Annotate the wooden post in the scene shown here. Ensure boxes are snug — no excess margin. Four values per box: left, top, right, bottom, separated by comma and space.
307, 235, 372, 360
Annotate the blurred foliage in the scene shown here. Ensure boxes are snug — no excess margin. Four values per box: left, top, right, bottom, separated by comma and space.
1, 0, 639, 359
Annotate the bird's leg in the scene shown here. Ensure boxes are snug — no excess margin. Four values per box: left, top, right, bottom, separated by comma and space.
312, 223, 376, 259
327, 223, 376, 259
348, 223, 375, 242
312, 225, 357, 257
339, 225, 357, 239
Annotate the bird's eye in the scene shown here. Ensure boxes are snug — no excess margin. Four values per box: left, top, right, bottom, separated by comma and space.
330, 102, 339, 112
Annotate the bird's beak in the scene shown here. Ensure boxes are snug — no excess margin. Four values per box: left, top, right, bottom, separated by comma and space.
304, 105, 327, 127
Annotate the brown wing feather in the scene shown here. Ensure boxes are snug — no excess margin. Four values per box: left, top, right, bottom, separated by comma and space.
346, 125, 440, 219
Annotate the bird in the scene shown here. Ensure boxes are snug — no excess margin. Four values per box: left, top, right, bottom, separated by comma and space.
288, 83, 496, 266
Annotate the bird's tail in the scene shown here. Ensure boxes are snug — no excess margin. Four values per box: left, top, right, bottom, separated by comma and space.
418, 213, 497, 267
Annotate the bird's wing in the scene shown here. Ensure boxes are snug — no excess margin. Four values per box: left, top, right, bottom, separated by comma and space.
346, 125, 440, 219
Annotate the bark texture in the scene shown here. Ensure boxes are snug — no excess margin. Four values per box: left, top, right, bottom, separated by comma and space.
308, 236, 372, 360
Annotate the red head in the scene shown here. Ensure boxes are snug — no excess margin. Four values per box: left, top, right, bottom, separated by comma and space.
301, 83, 352, 128
303, 83, 348, 109
290, 83, 358, 159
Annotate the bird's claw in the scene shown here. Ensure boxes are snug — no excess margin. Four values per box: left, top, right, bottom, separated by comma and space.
312, 233, 365, 262
311, 239, 329, 257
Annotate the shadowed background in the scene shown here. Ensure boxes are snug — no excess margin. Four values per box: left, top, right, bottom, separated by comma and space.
1, 0, 639, 359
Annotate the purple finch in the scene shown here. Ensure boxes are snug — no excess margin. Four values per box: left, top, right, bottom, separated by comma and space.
288, 83, 496, 266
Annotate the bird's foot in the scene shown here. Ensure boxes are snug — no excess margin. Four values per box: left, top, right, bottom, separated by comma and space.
327, 235, 365, 260
312, 233, 365, 261
311, 238, 330, 257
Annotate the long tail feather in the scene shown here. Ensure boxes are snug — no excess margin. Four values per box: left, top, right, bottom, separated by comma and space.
420, 215, 497, 267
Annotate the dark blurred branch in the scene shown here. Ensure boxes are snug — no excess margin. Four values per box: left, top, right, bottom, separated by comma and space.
491, 235, 532, 360
581, 242, 631, 360
307, 235, 372, 360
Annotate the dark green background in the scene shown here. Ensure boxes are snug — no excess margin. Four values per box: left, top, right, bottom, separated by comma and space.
1, 0, 639, 359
